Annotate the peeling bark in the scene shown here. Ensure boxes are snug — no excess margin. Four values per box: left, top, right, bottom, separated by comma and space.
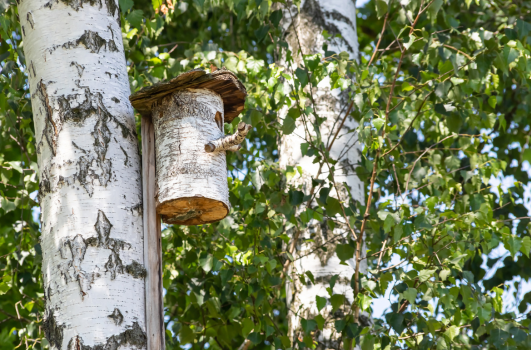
278, 1, 365, 348
67, 322, 147, 350
19, 0, 146, 347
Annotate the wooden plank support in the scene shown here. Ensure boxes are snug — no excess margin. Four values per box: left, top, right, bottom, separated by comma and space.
142, 115, 165, 350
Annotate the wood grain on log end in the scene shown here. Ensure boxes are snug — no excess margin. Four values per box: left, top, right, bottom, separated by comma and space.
157, 196, 229, 225
129, 68, 247, 122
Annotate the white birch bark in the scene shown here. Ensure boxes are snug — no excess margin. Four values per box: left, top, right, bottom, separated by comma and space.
152, 89, 231, 225
18, 0, 146, 348
278, 0, 367, 348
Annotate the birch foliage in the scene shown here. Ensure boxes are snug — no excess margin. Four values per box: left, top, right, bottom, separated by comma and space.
2, 0, 531, 349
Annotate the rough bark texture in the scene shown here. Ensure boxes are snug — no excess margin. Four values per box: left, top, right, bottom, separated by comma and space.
278, 1, 367, 348
152, 89, 230, 225
19, 0, 146, 348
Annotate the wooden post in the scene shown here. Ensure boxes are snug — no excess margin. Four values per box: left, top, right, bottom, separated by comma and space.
142, 115, 165, 350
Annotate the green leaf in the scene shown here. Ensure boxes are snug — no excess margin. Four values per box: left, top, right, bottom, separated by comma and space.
354, 93, 364, 111
505, 235, 522, 258
385, 312, 405, 334
439, 269, 451, 281
248, 332, 262, 344
361, 335, 375, 350
401, 82, 414, 91
0, 198, 16, 214
401, 287, 417, 305
380, 272, 393, 292
325, 196, 342, 216
250, 109, 262, 126
220, 269, 234, 284
346, 323, 361, 339
383, 214, 395, 233
151, 0, 162, 10
282, 115, 296, 135
359, 294, 372, 311
254, 25, 270, 43
375, 0, 388, 19
335, 319, 346, 332
180, 325, 195, 343
330, 294, 345, 312
126, 10, 144, 28
444, 325, 459, 341
289, 190, 304, 206
242, 319, 254, 336
199, 254, 213, 272
425, 197, 438, 211
0, 282, 10, 295
316, 295, 327, 312
304, 270, 315, 284
119, 0, 134, 13
314, 314, 325, 330
336, 244, 355, 262
372, 118, 385, 131
301, 318, 317, 334
491, 328, 510, 348
295, 67, 309, 88
393, 224, 403, 243
418, 269, 436, 283
488, 95, 497, 109
520, 237, 531, 258
427, 0, 443, 22
270, 10, 282, 27
6, 161, 22, 173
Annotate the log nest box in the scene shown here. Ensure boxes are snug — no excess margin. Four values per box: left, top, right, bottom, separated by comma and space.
130, 68, 249, 225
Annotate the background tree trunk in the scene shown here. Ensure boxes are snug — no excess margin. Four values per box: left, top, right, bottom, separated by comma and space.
278, 1, 366, 348
18, 0, 146, 348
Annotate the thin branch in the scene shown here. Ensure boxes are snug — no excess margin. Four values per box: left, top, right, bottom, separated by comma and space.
368, 12, 389, 67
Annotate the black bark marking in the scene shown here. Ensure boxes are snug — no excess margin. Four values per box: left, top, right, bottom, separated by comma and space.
104, 252, 124, 280
68, 322, 146, 350
36, 80, 61, 156
120, 145, 129, 166
30, 61, 36, 77
125, 260, 147, 279
62, 30, 118, 53
70, 61, 85, 77
72, 141, 87, 153
26, 12, 34, 29
41, 85, 133, 195
45, 0, 118, 17
128, 202, 142, 216
111, 97, 120, 103
108, 308, 124, 326
57, 234, 91, 297
94, 209, 112, 246
43, 309, 65, 350
86, 210, 131, 280
76, 156, 94, 196
93, 117, 111, 160
38, 166, 52, 201
22, 26, 25, 37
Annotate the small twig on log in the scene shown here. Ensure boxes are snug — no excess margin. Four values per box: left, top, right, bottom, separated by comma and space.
205, 122, 252, 153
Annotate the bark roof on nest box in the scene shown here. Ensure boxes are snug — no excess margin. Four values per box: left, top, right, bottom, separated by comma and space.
129, 68, 247, 123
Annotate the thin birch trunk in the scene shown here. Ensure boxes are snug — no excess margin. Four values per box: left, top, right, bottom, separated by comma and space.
278, 1, 367, 348
18, 0, 146, 348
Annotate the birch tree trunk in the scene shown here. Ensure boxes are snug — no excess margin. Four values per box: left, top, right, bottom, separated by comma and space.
278, 1, 367, 348
18, 0, 146, 348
